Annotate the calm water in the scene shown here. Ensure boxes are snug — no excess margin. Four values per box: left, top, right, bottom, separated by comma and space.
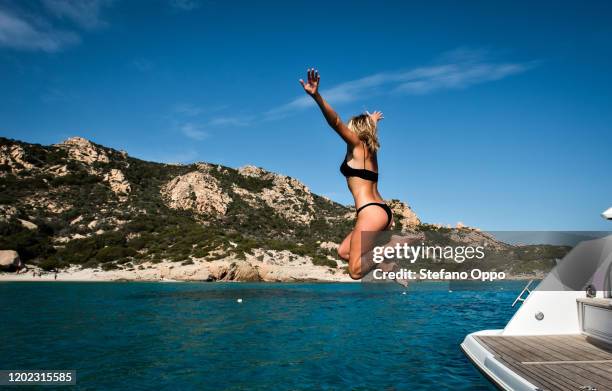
0, 281, 521, 390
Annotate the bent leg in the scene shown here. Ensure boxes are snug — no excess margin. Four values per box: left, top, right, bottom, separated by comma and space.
337, 231, 352, 261
348, 206, 389, 280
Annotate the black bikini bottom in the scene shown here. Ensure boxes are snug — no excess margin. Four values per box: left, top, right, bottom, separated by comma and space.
356, 202, 393, 229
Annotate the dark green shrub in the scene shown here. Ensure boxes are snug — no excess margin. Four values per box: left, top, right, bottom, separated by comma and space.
95, 246, 137, 263
39, 258, 67, 271
101, 262, 119, 271
0, 219, 55, 261
312, 257, 337, 268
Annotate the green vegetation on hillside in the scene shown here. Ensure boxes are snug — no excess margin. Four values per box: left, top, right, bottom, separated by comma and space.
0, 137, 352, 271
0, 137, 569, 274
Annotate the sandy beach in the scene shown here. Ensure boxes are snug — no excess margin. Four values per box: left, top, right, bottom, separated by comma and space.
0, 254, 354, 283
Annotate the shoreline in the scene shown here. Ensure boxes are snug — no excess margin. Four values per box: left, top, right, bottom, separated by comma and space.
0, 268, 541, 283
0, 257, 355, 283
0, 253, 546, 284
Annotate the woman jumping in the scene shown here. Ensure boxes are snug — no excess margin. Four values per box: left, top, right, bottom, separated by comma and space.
300, 68, 394, 280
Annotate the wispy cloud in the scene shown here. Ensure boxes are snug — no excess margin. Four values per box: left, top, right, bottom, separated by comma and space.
0, 1, 113, 52
392, 63, 529, 94
0, 8, 80, 52
208, 116, 252, 127
180, 123, 208, 141
171, 49, 535, 132
170, 103, 251, 141
41, 0, 111, 30
267, 49, 536, 119
169, 0, 200, 11
131, 58, 154, 72
173, 103, 205, 116
40, 87, 76, 103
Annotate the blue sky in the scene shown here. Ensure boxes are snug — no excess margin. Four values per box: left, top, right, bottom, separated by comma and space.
1, 0, 611, 230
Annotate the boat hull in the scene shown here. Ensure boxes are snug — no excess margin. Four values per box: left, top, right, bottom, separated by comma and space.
460, 330, 539, 391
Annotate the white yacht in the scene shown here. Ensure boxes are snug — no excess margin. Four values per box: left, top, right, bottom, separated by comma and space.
461, 211, 612, 391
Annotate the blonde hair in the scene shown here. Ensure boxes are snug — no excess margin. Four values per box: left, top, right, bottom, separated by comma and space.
347, 113, 380, 153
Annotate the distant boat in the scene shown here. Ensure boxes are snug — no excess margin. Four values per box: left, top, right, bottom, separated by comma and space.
461, 212, 612, 390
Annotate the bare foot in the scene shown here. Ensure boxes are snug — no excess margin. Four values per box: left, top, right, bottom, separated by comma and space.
376, 260, 409, 287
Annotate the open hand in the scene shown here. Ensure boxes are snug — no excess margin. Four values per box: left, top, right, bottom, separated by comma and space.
299, 68, 320, 96
367, 110, 384, 123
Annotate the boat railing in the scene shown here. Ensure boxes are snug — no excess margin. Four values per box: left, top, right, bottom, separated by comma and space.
511, 279, 534, 307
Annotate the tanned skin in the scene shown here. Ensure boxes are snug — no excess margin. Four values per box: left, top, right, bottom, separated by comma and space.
300, 68, 389, 279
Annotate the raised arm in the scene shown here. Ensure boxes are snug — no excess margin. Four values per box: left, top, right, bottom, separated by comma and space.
299, 69, 360, 146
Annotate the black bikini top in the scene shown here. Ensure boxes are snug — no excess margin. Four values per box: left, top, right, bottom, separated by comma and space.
340, 145, 378, 182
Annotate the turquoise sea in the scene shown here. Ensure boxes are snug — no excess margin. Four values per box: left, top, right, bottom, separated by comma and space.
0, 281, 522, 390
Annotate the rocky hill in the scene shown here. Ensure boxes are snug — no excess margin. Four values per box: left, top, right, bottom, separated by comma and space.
0, 137, 567, 281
